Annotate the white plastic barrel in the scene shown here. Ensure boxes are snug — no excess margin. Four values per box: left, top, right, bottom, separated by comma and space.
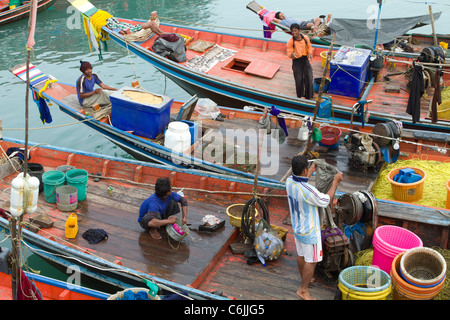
10, 172, 40, 217
164, 121, 191, 156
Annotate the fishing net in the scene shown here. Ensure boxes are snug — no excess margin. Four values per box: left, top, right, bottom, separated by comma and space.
371, 159, 450, 209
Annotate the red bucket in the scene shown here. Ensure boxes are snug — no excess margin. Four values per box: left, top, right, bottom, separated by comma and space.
319, 126, 342, 146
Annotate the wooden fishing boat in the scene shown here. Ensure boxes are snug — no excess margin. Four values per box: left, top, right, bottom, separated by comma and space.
10, 63, 450, 186
0, 0, 56, 26
0, 135, 447, 300
67, 0, 450, 134
9, 63, 283, 184
0, 270, 108, 300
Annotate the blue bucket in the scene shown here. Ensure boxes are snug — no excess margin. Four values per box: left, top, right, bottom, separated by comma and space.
314, 78, 330, 93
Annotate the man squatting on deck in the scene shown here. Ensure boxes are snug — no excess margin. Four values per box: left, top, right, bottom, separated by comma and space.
286, 155, 343, 300
138, 177, 188, 240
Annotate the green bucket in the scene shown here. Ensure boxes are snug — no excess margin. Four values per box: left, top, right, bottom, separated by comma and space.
65, 169, 89, 201
42, 170, 66, 203
9, 0, 22, 7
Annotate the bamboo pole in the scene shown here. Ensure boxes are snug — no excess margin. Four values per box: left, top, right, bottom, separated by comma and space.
429, 5, 438, 46
280, 33, 337, 183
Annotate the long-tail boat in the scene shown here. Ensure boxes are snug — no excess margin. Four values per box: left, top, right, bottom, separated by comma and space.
0, 135, 447, 300
0, 0, 55, 26
67, 0, 450, 133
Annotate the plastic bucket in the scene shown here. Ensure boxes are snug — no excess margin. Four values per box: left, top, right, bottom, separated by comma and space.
22, 163, 44, 193
56, 165, 76, 175
338, 266, 391, 300
56, 185, 78, 212
42, 170, 66, 204
399, 247, 446, 288
320, 51, 335, 69
65, 169, 88, 201
372, 225, 422, 274
391, 252, 446, 300
318, 126, 342, 149
313, 77, 330, 93
387, 167, 426, 202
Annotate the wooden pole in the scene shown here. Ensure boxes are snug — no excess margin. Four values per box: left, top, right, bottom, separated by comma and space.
429, 5, 438, 46
280, 33, 337, 183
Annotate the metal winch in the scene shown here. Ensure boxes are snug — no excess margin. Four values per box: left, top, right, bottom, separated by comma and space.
334, 190, 378, 226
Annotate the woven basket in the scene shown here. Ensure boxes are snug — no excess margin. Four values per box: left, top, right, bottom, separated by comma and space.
400, 247, 447, 287
107, 288, 161, 300
226, 204, 259, 229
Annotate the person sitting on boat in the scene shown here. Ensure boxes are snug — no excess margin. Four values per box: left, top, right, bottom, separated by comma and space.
106, 11, 165, 36
286, 23, 314, 100
273, 12, 332, 31
138, 177, 188, 240
285, 155, 343, 300
76, 61, 117, 110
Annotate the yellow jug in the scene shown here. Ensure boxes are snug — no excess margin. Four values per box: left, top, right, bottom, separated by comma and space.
65, 213, 78, 239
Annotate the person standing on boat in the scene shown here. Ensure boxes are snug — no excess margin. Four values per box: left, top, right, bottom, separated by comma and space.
138, 177, 188, 240
286, 155, 343, 300
286, 24, 314, 100
76, 61, 117, 109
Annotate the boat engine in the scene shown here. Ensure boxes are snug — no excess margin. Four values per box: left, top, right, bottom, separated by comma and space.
318, 190, 378, 281
345, 133, 382, 172
418, 46, 446, 64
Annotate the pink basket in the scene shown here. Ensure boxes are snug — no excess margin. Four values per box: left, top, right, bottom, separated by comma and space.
372, 225, 423, 274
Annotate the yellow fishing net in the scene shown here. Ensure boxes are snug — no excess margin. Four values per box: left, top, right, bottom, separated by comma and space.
372, 159, 450, 209
438, 87, 450, 120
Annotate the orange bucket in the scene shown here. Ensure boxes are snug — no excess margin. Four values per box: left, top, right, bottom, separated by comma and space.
387, 167, 426, 202
446, 180, 450, 209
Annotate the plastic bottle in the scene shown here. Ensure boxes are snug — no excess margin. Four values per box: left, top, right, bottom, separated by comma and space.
298, 123, 309, 141
10, 172, 40, 217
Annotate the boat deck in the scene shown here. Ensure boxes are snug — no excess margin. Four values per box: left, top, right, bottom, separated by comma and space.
134, 23, 448, 125
0, 137, 448, 300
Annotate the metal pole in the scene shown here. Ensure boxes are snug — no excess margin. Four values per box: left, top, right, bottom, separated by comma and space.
373, 0, 383, 50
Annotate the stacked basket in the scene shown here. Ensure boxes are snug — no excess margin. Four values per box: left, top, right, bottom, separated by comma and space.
390, 247, 446, 300
338, 266, 392, 300
372, 225, 423, 274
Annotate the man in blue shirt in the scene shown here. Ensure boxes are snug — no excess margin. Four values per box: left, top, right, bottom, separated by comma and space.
76, 61, 117, 109
138, 177, 188, 240
286, 155, 342, 300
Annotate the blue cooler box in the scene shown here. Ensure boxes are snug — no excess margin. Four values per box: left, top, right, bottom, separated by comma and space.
110, 87, 173, 139
328, 47, 371, 98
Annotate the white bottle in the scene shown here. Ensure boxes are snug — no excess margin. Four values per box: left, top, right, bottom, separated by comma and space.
10, 172, 40, 217
298, 123, 309, 141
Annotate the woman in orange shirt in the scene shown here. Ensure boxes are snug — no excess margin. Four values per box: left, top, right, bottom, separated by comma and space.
287, 23, 314, 100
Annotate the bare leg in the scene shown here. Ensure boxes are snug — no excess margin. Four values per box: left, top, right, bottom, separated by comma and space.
296, 256, 317, 300
141, 21, 165, 35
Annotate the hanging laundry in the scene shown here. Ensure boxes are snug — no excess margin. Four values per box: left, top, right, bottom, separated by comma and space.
406, 64, 424, 123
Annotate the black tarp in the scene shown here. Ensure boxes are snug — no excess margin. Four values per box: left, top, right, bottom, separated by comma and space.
322, 12, 441, 47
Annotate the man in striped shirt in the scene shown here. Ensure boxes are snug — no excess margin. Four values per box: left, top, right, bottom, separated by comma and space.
286, 155, 343, 300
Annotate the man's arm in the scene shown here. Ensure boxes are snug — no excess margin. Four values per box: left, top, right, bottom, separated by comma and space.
179, 197, 188, 225
99, 82, 117, 91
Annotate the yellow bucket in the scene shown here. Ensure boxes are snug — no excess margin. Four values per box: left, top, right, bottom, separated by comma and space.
320, 51, 335, 69
65, 213, 79, 239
